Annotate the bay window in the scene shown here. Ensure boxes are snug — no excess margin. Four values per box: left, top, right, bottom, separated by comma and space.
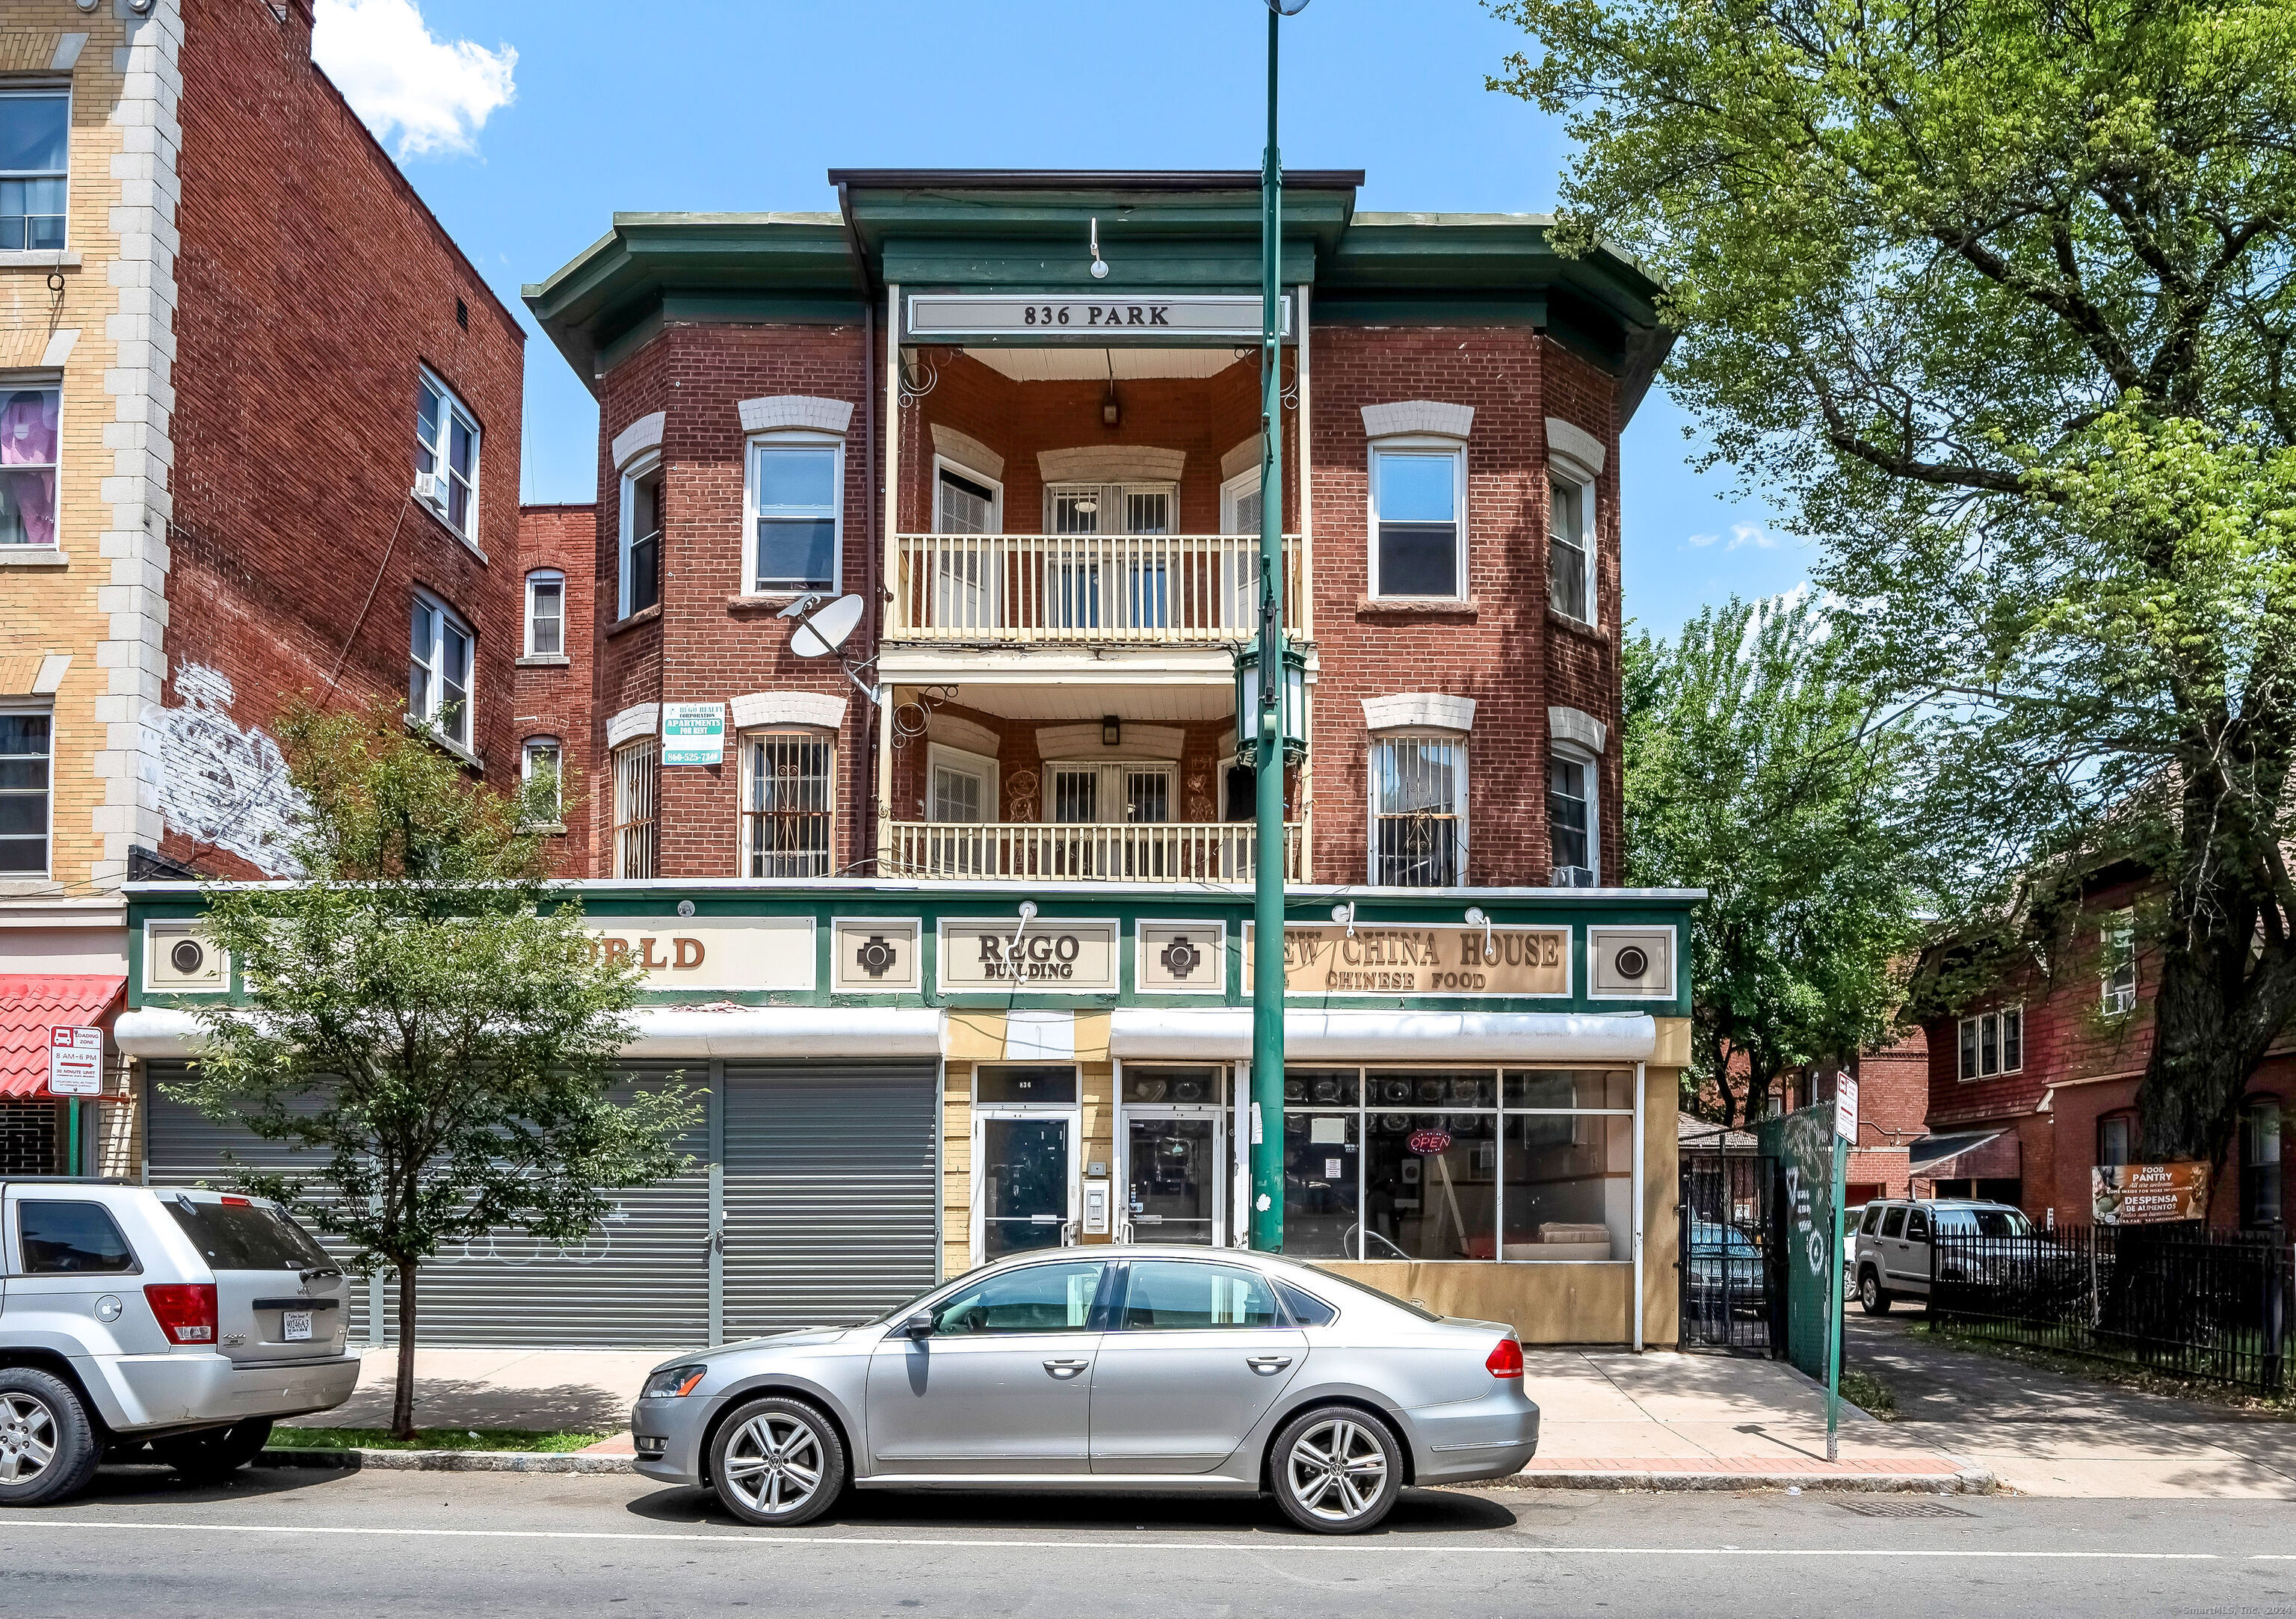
1282, 1067, 1635, 1262
1371, 736, 1466, 886
748, 437, 841, 595
1368, 442, 1463, 599
619, 453, 661, 619
407, 591, 473, 750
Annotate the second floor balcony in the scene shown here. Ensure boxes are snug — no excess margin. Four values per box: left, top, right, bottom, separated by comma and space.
891, 531, 1303, 645
884, 818, 1304, 883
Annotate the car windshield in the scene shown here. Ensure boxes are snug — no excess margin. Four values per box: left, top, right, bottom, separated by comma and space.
1933, 1206, 2034, 1237
163, 1197, 335, 1270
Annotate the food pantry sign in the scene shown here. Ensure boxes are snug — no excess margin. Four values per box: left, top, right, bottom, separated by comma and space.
2092, 1162, 2212, 1224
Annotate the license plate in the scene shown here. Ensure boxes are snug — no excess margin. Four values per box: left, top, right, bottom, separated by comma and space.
283, 1310, 313, 1342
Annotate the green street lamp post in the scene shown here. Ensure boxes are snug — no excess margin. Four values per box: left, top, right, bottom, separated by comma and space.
1250, 0, 1309, 1252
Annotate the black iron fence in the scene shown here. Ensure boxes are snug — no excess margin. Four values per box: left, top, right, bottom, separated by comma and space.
1931, 1224, 2292, 1394
1679, 1152, 1786, 1354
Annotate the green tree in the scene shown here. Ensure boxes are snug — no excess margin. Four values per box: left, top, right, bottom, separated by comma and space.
1626, 594, 1922, 1126
172, 700, 696, 1439
1492, 0, 2296, 1164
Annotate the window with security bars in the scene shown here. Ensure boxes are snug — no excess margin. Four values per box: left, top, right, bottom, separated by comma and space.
745, 733, 834, 878
612, 738, 657, 879
1372, 738, 1465, 886
1049, 763, 1173, 824
1045, 482, 1175, 630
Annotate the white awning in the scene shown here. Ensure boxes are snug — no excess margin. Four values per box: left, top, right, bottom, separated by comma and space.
1110, 1008, 1656, 1063
114, 1005, 945, 1061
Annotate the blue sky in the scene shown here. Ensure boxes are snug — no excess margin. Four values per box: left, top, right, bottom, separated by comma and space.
318, 0, 1807, 638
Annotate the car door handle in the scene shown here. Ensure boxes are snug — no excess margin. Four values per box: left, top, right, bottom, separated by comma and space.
1246, 1354, 1292, 1374
1043, 1358, 1090, 1378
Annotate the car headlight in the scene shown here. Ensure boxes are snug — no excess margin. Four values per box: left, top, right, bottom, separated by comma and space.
641, 1363, 709, 1400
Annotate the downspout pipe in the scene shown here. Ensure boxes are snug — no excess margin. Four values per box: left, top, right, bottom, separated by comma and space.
838, 181, 882, 872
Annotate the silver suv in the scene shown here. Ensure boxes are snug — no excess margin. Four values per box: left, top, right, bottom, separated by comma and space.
0, 1179, 359, 1504
1851, 1197, 2035, 1313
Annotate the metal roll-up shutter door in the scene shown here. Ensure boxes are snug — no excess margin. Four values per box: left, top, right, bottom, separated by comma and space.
723, 1061, 939, 1336
142, 1061, 375, 1344
374, 1067, 710, 1348
146, 1061, 712, 1349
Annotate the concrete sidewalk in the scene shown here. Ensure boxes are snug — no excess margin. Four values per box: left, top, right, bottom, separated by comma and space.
287, 1340, 1977, 1487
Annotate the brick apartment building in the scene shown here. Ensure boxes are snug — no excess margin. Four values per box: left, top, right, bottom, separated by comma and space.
1913, 863, 2296, 1228
93, 165, 1692, 1351
0, 0, 522, 1169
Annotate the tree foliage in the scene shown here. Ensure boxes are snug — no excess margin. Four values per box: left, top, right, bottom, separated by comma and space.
170, 700, 697, 1437
1493, 0, 2296, 1162
1625, 594, 1923, 1126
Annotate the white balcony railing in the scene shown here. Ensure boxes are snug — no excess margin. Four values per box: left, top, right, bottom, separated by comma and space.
891, 533, 1303, 644
885, 821, 1305, 883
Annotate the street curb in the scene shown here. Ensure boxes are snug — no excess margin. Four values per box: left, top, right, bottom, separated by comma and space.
1472, 1466, 1998, 1495
260, 1448, 635, 1475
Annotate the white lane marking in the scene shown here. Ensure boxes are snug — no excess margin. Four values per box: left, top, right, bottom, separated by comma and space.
0, 1521, 2247, 1558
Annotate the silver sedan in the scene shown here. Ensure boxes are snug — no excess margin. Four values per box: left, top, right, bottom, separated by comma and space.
631, 1245, 1538, 1535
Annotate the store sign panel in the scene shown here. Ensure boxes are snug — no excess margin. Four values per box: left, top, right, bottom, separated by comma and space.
940, 918, 1119, 993
1137, 920, 1226, 995
907, 292, 1291, 342
1243, 924, 1571, 997
831, 917, 922, 993
584, 916, 815, 992
2093, 1162, 2211, 1224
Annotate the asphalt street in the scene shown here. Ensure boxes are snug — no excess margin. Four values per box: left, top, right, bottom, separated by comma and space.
1, 1466, 2294, 1618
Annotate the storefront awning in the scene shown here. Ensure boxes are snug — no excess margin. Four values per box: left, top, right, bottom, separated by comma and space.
115, 1004, 946, 1062
1110, 1008, 1657, 1064
0, 975, 125, 1097
1908, 1128, 2021, 1180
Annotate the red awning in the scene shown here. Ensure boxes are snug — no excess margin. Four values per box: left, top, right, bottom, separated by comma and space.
0, 975, 126, 1097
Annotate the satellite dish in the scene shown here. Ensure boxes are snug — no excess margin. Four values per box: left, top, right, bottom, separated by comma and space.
789, 593, 864, 658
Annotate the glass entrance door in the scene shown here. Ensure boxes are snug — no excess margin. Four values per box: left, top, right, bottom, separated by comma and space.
1125, 1116, 1219, 1245
978, 1114, 1075, 1260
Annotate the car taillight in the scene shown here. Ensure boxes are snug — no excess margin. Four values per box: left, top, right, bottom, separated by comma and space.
1486, 1337, 1525, 1379
144, 1283, 217, 1344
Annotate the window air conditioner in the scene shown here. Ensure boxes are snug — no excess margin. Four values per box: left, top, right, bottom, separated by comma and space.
1549, 864, 1596, 889
412, 472, 441, 503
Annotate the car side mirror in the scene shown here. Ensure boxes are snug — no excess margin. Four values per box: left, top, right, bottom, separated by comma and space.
901, 1311, 936, 1339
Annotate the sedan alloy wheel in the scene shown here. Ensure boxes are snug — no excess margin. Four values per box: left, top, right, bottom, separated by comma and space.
1274, 1407, 1402, 1534
709, 1396, 848, 1528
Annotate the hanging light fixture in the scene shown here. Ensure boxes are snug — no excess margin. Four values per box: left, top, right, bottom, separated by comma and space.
1102, 714, 1123, 747
1102, 350, 1122, 429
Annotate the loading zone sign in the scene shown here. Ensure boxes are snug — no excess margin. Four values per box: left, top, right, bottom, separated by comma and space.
47, 1026, 102, 1097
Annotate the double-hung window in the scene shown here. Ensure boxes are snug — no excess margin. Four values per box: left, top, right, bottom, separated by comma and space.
2101, 910, 2138, 1015
744, 731, 834, 878
0, 383, 59, 547
525, 571, 564, 657
1368, 442, 1463, 599
931, 460, 1001, 632
0, 92, 68, 253
619, 453, 662, 619
1221, 468, 1264, 632
521, 738, 562, 826
1956, 1006, 2022, 1081
0, 703, 51, 875
2241, 1098, 2283, 1228
407, 591, 473, 750
1371, 736, 1466, 886
416, 370, 481, 544
1546, 748, 1596, 886
1044, 481, 1176, 630
749, 437, 841, 595
1549, 470, 1593, 622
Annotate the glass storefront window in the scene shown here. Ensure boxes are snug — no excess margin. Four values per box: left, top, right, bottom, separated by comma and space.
1283, 1111, 1359, 1258
1123, 1066, 1226, 1106
1502, 1113, 1632, 1260
1274, 1066, 1639, 1263
1363, 1111, 1499, 1259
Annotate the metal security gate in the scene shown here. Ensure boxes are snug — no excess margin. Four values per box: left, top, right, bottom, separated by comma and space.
142, 1062, 712, 1348
720, 1062, 939, 1337
1679, 1151, 1786, 1354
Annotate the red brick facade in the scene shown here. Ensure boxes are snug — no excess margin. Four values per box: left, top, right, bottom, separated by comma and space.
1918, 878, 2296, 1227
1845, 1029, 1928, 1205
515, 505, 597, 875
161, 0, 525, 872
553, 318, 1625, 884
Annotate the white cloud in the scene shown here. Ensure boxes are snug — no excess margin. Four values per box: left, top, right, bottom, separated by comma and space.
1724, 522, 1780, 552
312, 0, 516, 161
1685, 531, 1719, 549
